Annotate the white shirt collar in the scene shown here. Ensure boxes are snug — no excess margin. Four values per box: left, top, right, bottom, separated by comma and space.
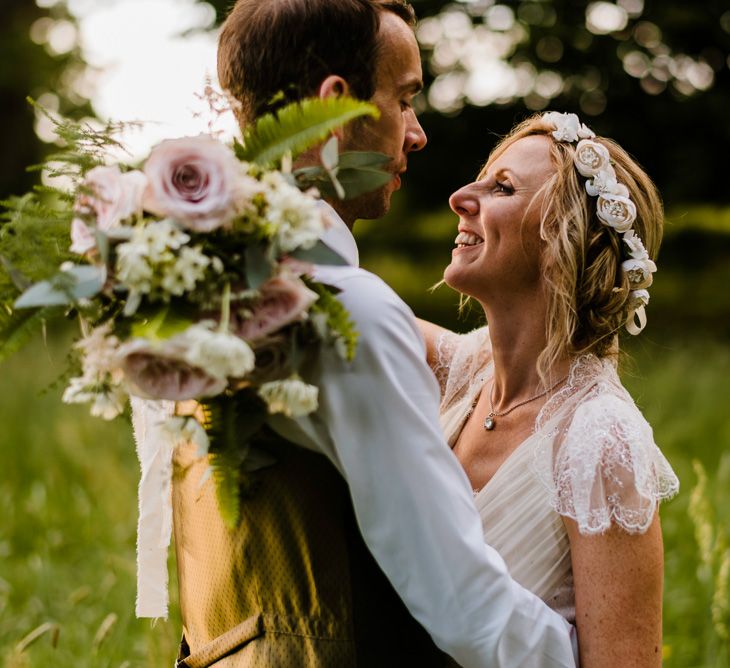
317, 201, 359, 268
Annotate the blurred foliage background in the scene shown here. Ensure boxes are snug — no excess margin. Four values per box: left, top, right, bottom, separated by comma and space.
1, 0, 729, 666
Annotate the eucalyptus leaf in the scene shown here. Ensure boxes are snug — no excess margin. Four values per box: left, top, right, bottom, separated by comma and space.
245, 244, 274, 289
289, 240, 349, 266
337, 151, 390, 169
320, 136, 339, 172
94, 229, 110, 265
15, 264, 106, 309
334, 167, 393, 199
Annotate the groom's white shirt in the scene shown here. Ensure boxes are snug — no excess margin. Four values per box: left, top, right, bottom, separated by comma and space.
268, 203, 579, 668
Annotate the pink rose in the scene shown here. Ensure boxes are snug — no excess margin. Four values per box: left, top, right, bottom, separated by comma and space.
117, 339, 226, 400
233, 276, 319, 342
70, 166, 147, 254
142, 135, 251, 233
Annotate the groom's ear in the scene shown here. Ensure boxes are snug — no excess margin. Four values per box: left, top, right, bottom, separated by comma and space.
318, 75, 351, 101
318, 76, 351, 140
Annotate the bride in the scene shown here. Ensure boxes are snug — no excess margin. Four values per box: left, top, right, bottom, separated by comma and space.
419, 112, 679, 667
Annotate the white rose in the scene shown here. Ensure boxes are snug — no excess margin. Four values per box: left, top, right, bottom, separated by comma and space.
627, 289, 650, 311
181, 323, 256, 380
622, 256, 657, 289
258, 376, 319, 418
596, 193, 637, 232
143, 135, 253, 232
543, 112, 595, 143
574, 140, 611, 177
622, 229, 649, 260
586, 168, 629, 198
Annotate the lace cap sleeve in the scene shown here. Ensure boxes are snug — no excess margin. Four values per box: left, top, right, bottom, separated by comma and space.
432, 330, 461, 396
538, 392, 679, 536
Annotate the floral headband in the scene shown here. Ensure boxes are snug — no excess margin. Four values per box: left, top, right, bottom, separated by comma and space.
542, 111, 656, 336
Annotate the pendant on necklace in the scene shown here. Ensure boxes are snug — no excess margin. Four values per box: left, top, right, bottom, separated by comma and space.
484, 414, 496, 431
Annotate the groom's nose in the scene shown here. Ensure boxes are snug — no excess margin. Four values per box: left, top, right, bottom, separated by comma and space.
404, 109, 427, 154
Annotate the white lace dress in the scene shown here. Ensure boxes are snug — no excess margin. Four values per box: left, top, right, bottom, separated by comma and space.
434, 328, 679, 622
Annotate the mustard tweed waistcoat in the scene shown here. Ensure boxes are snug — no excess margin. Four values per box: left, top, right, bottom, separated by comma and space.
172, 435, 451, 667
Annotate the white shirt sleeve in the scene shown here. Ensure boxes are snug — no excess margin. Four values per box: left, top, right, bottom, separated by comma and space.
270, 267, 578, 668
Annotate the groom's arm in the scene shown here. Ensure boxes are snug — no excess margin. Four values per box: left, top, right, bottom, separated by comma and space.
277, 268, 578, 668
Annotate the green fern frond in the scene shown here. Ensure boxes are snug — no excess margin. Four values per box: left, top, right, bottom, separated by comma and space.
236, 97, 379, 167
308, 282, 359, 361
0, 306, 62, 364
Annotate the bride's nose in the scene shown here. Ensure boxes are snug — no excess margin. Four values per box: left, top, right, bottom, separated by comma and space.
449, 184, 479, 217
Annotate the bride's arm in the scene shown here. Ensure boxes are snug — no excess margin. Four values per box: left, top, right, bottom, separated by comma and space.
565, 514, 664, 668
415, 318, 452, 368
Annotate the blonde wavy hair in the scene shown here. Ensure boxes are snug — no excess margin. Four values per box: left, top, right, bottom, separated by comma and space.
479, 114, 663, 382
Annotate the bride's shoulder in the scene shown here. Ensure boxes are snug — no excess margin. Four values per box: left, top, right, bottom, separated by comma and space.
536, 358, 679, 536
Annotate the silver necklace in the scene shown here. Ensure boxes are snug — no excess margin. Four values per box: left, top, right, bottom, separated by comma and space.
477, 374, 568, 431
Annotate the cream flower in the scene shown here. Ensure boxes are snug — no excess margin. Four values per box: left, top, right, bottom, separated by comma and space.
181, 323, 256, 380
622, 256, 657, 289
596, 193, 637, 232
622, 229, 649, 259
258, 376, 319, 417
143, 135, 253, 232
264, 180, 324, 252
627, 289, 650, 311
585, 168, 629, 198
116, 337, 227, 401
574, 140, 611, 177
543, 112, 595, 142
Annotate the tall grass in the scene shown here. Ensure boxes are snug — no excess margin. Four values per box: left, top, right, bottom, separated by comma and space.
0, 331, 728, 666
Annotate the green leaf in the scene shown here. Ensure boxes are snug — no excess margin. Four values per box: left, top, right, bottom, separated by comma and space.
15, 265, 106, 309
335, 167, 393, 199
337, 151, 390, 169
130, 306, 196, 342
320, 136, 339, 172
245, 244, 274, 289
289, 240, 349, 266
0, 306, 63, 364
308, 280, 359, 361
237, 97, 379, 167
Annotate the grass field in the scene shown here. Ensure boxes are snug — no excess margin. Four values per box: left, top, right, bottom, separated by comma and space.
1, 331, 728, 667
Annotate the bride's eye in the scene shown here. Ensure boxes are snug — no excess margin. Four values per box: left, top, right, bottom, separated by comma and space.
495, 180, 514, 195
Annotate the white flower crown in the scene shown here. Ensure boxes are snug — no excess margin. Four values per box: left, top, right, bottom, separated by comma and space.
542, 111, 656, 335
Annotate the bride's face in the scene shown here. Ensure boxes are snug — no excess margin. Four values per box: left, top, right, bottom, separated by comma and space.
443, 135, 556, 304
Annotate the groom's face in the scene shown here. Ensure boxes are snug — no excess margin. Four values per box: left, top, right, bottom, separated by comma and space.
338, 12, 427, 222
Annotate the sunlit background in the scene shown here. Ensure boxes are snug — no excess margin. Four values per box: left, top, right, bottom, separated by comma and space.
2, 1, 730, 666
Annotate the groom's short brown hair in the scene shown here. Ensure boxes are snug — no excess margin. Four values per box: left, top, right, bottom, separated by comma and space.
218, 0, 416, 126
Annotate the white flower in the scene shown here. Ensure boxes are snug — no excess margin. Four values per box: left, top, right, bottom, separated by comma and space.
76, 323, 122, 379
181, 323, 256, 380
264, 180, 324, 252
585, 168, 629, 198
596, 193, 637, 232
627, 289, 650, 311
143, 135, 253, 232
622, 229, 649, 259
543, 112, 595, 142
70, 166, 147, 255
622, 256, 657, 289
573, 140, 611, 177
258, 376, 319, 417
160, 246, 211, 296
89, 385, 127, 420
160, 416, 210, 457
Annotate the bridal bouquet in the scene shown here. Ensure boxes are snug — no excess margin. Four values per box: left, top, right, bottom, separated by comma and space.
0, 97, 389, 525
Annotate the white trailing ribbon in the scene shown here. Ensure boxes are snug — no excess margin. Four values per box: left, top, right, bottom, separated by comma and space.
130, 397, 175, 619
625, 304, 648, 335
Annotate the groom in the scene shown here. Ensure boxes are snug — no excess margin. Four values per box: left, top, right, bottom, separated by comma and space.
171, 1, 578, 666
